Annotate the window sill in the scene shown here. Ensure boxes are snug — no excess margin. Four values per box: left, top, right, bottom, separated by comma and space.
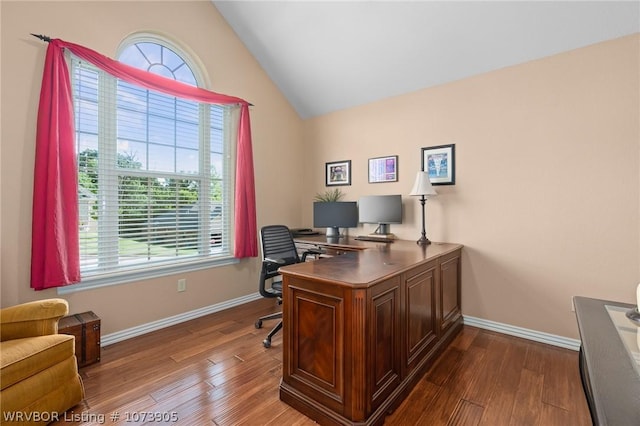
57, 257, 240, 294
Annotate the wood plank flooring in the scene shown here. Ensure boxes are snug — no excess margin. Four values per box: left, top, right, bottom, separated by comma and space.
53, 298, 591, 425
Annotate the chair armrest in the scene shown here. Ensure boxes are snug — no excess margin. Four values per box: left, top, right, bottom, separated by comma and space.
301, 249, 323, 262
0, 298, 69, 341
264, 257, 286, 265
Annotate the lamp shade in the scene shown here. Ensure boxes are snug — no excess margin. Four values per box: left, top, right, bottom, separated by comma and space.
409, 171, 437, 197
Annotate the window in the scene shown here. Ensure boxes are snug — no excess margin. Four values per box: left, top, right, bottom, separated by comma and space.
71, 35, 236, 285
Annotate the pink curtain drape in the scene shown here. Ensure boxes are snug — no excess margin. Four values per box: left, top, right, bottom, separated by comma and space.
31, 39, 257, 290
31, 39, 80, 290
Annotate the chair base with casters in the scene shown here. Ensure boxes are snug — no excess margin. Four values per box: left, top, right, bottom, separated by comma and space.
255, 279, 283, 348
255, 311, 282, 348
256, 225, 321, 348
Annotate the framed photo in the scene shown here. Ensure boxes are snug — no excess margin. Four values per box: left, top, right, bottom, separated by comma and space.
421, 144, 455, 185
368, 155, 398, 183
325, 160, 351, 186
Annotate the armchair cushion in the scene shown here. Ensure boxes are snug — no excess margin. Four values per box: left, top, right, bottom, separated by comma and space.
0, 334, 75, 390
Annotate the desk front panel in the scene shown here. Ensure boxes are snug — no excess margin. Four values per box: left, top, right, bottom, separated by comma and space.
368, 276, 402, 414
283, 274, 403, 421
404, 259, 438, 375
284, 275, 345, 414
439, 250, 462, 335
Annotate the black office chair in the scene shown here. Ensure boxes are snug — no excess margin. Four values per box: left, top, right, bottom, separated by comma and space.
255, 225, 319, 348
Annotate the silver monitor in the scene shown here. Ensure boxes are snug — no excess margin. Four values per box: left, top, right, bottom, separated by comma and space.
358, 195, 402, 236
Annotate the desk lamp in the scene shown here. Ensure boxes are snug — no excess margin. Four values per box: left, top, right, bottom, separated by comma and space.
409, 171, 437, 245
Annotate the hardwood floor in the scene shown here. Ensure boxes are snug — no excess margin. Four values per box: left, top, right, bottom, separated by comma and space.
54, 298, 591, 425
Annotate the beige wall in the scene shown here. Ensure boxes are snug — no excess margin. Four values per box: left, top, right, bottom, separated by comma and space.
1, 1, 638, 342
0, 1, 305, 334
302, 34, 640, 339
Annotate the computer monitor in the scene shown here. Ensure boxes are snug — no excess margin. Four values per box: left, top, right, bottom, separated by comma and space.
358, 194, 402, 236
313, 202, 358, 237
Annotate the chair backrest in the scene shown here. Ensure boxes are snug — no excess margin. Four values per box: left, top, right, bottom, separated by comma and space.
258, 225, 300, 299
260, 225, 300, 268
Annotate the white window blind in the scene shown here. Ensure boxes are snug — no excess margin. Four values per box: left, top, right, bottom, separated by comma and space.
71, 42, 236, 283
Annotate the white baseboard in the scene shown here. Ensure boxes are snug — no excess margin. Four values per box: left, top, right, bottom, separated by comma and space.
463, 315, 581, 351
101, 293, 262, 347
101, 298, 581, 351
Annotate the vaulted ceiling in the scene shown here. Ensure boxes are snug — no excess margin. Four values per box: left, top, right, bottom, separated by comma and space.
213, 1, 639, 119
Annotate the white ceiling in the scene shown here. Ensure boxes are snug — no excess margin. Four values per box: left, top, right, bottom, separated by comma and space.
213, 1, 640, 119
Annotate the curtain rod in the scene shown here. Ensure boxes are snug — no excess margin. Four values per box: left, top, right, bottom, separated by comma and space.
31, 33, 51, 42
29, 33, 254, 107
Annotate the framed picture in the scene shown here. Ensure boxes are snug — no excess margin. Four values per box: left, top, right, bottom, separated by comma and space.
421, 144, 455, 185
325, 160, 351, 186
368, 155, 398, 183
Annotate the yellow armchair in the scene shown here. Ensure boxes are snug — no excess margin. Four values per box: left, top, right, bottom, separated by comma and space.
0, 299, 85, 425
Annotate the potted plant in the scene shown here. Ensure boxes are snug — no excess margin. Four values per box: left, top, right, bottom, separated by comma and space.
314, 188, 345, 203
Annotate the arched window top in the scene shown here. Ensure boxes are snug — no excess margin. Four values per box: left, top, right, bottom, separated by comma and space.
117, 33, 208, 88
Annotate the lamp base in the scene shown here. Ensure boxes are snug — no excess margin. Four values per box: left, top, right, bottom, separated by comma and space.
416, 236, 431, 246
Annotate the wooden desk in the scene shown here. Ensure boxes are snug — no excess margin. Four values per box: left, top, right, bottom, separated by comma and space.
573, 296, 640, 425
280, 240, 463, 426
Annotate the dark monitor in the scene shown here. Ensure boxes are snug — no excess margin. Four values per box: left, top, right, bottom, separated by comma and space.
313, 202, 358, 237
358, 194, 402, 236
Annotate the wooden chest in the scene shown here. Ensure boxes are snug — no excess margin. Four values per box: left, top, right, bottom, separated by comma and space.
58, 311, 101, 368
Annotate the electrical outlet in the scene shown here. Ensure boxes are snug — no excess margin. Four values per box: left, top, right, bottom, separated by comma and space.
177, 279, 186, 292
